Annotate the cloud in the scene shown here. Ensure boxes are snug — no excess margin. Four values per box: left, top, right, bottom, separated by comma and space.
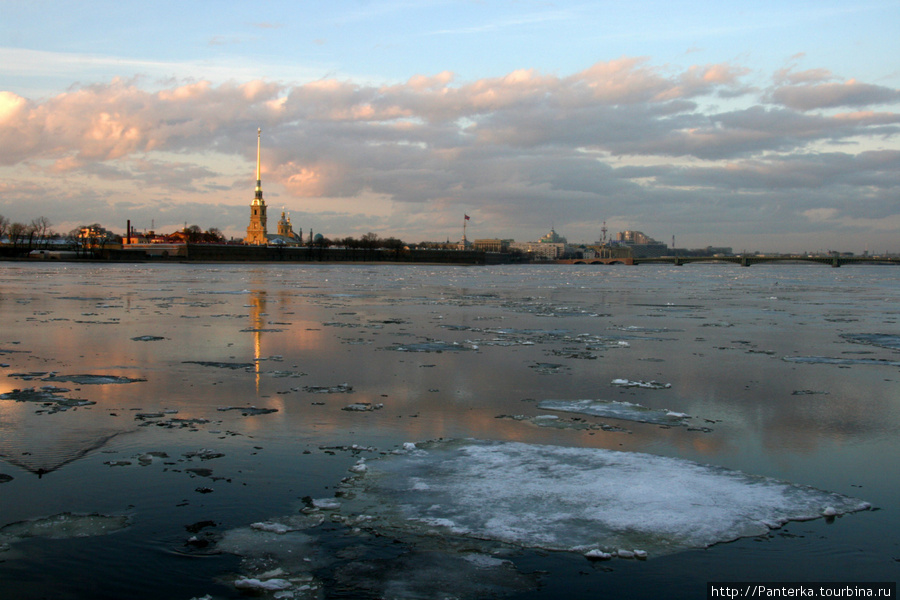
1, 57, 898, 250
770, 80, 900, 111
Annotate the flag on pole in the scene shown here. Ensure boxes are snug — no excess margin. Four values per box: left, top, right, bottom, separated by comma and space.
464, 214, 470, 221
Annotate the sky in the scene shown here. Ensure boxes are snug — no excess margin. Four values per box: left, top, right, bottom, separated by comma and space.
1, 0, 899, 253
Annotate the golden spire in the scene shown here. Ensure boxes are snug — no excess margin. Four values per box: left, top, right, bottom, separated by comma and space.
254, 127, 264, 203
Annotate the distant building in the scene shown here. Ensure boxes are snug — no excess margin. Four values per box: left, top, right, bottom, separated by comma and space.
268, 210, 303, 246
615, 230, 668, 258
510, 241, 566, 260
538, 227, 567, 244
584, 244, 633, 260
472, 239, 510, 252
509, 227, 570, 260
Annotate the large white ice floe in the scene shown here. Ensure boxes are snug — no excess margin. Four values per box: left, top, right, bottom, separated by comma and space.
337, 439, 870, 557
538, 399, 690, 425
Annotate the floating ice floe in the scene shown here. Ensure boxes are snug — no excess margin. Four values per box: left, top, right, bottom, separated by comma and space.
496, 413, 629, 433
0, 387, 96, 413
336, 439, 870, 557
840, 333, 900, 351
0, 513, 130, 552
182, 360, 255, 370
529, 362, 569, 374
387, 341, 475, 352
219, 514, 536, 600
342, 402, 384, 412
217, 406, 278, 416
303, 383, 354, 394
783, 356, 900, 367
182, 449, 225, 461
611, 378, 672, 389
538, 399, 690, 426
42, 374, 147, 385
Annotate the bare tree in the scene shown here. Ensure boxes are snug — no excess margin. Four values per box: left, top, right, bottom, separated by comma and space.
8, 222, 27, 249
29, 217, 52, 249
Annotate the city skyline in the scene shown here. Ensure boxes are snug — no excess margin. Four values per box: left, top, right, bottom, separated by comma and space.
1, 1, 899, 254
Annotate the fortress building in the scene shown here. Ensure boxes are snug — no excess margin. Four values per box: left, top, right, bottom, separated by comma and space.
245, 128, 268, 245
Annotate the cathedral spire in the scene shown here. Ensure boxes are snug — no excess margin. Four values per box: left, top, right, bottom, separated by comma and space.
254, 127, 263, 203
245, 127, 268, 245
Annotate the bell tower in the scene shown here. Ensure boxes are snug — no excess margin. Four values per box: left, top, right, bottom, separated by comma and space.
245, 128, 268, 245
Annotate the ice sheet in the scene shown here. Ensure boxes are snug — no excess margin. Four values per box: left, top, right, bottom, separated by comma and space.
337, 440, 870, 557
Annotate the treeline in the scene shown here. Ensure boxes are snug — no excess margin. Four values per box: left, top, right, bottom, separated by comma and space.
0, 214, 226, 257
310, 232, 407, 259
0, 215, 57, 253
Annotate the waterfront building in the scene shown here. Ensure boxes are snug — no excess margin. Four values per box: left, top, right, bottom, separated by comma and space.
510, 241, 566, 260
472, 239, 510, 252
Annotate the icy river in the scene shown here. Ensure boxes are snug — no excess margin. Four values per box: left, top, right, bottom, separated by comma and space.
0, 262, 897, 599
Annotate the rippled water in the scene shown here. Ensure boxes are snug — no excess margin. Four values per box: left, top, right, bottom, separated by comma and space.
0, 262, 898, 599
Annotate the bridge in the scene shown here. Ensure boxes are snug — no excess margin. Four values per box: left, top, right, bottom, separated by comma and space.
557, 256, 900, 267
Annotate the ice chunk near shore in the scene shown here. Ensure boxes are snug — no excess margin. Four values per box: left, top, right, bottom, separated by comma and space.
337, 439, 870, 557
538, 399, 690, 426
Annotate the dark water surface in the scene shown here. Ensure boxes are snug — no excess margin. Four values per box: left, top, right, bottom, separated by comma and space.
0, 263, 897, 599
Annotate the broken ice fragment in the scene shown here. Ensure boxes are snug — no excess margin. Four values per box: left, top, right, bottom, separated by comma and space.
342, 402, 383, 412
234, 577, 292, 591
388, 341, 474, 352
250, 522, 291, 534
183, 449, 225, 460
611, 378, 671, 389
538, 399, 690, 426
0, 387, 96, 413
303, 383, 353, 394
311, 498, 341, 510
337, 439, 870, 557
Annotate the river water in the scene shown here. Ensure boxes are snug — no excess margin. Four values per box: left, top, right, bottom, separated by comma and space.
0, 262, 897, 599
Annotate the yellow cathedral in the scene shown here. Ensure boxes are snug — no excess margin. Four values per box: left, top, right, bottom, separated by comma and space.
245, 128, 302, 246
245, 128, 268, 245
